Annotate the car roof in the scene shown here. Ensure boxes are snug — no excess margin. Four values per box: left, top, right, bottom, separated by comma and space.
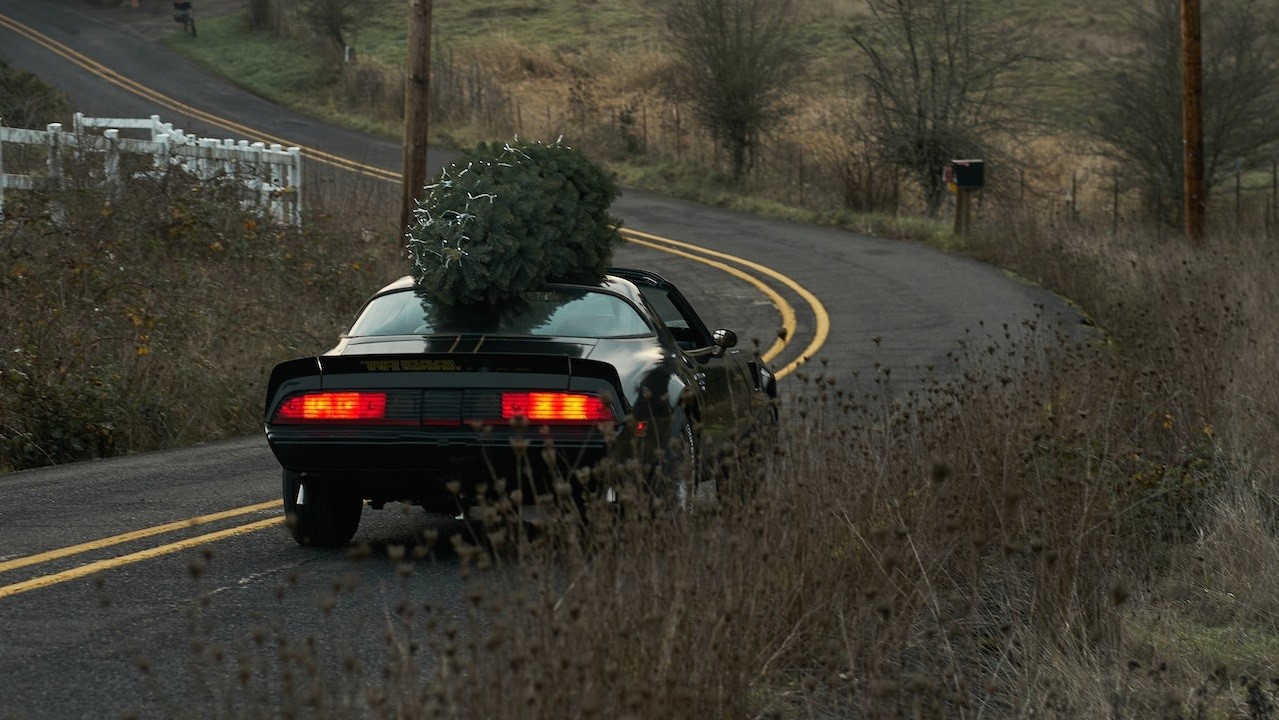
372, 267, 667, 307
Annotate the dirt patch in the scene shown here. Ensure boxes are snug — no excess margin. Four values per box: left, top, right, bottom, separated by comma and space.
76, 0, 243, 41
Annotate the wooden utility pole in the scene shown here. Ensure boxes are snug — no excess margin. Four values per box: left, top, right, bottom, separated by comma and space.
1181, 0, 1205, 247
401, 0, 432, 233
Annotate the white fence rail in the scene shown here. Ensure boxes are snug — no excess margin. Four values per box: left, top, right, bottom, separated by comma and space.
0, 113, 303, 226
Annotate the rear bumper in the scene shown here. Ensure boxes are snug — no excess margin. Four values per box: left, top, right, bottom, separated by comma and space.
266, 424, 641, 502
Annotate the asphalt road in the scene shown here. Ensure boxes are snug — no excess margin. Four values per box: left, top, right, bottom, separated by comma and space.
0, 2, 1087, 717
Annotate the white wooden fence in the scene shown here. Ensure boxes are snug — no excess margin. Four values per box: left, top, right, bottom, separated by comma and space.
0, 113, 303, 226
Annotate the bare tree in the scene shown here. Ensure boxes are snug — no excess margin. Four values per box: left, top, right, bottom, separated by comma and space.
849, 0, 1043, 216
298, 0, 366, 52
662, 0, 805, 184
1089, 0, 1279, 225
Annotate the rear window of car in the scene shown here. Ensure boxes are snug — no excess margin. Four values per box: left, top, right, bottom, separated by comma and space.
347, 288, 654, 339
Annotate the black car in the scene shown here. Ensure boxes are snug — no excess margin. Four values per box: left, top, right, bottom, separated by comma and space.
263, 267, 778, 546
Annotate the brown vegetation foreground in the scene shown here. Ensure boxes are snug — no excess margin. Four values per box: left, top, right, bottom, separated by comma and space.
3, 160, 1278, 716
0, 161, 401, 470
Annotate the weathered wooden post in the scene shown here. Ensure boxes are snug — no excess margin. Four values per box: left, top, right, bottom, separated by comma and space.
401, 0, 432, 234
949, 159, 984, 238
289, 146, 303, 227
104, 128, 121, 202
46, 123, 62, 189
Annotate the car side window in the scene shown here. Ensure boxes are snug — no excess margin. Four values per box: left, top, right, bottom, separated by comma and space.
638, 286, 706, 350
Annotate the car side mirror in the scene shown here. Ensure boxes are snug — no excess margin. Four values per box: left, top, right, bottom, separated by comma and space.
712, 329, 737, 350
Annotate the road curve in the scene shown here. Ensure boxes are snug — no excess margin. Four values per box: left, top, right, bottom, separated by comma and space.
0, 2, 1086, 717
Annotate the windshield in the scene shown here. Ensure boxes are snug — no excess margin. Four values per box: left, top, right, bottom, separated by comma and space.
348, 288, 654, 339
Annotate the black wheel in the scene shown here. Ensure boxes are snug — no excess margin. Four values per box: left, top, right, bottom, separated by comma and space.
282, 470, 363, 547
657, 415, 703, 511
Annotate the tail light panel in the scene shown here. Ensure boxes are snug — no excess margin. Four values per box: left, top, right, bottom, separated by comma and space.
272, 390, 616, 427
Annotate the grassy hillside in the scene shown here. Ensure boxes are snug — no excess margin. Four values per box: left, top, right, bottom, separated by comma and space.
167, 0, 1132, 188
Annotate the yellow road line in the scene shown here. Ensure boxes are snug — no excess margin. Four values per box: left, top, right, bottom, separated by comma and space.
623, 233, 792, 363
0, 13, 383, 179
622, 228, 829, 378
0, 500, 282, 575
0, 517, 282, 601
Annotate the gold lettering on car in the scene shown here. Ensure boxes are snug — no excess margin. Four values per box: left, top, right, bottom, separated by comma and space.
360, 359, 461, 372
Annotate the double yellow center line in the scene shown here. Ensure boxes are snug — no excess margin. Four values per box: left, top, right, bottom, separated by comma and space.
0, 501, 282, 600
0, 11, 378, 179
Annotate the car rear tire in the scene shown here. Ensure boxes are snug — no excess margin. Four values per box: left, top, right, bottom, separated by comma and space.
282, 470, 363, 548
658, 416, 702, 511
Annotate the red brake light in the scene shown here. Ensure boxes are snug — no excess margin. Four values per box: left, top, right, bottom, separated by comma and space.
501, 392, 614, 422
275, 392, 387, 422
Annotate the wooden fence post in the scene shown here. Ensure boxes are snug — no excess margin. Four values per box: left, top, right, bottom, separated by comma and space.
104, 128, 121, 202
289, 146, 303, 226
222, 138, 235, 177
251, 141, 267, 210
46, 123, 63, 189
46, 123, 66, 225
236, 139, 250, 180
155, 133, 170, 171
269, 143, 284, 224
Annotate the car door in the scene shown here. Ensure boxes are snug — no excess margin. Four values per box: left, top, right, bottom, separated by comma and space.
630, 278, 757, 453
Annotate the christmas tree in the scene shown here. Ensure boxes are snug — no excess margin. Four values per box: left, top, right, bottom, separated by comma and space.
406, 139, 622, 307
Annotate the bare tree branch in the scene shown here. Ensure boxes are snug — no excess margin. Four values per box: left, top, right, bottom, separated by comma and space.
661, 0, 806, 184
850, 0, 1046, 216
1088, 0, 1279, 225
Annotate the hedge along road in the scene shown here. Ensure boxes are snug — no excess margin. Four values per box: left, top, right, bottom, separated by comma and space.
0, 2, 1086, 717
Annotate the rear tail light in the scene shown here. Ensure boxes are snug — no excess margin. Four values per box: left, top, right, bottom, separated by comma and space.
272, 390, 617, 427
500, 391, 614, 423
274, 392, 389, 423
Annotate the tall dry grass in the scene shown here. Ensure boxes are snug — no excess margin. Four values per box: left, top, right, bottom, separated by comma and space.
147, 268, 1276, 717
129, 218, 1277, 717
0, 156, 403, 470
370, 222, 1277, 715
